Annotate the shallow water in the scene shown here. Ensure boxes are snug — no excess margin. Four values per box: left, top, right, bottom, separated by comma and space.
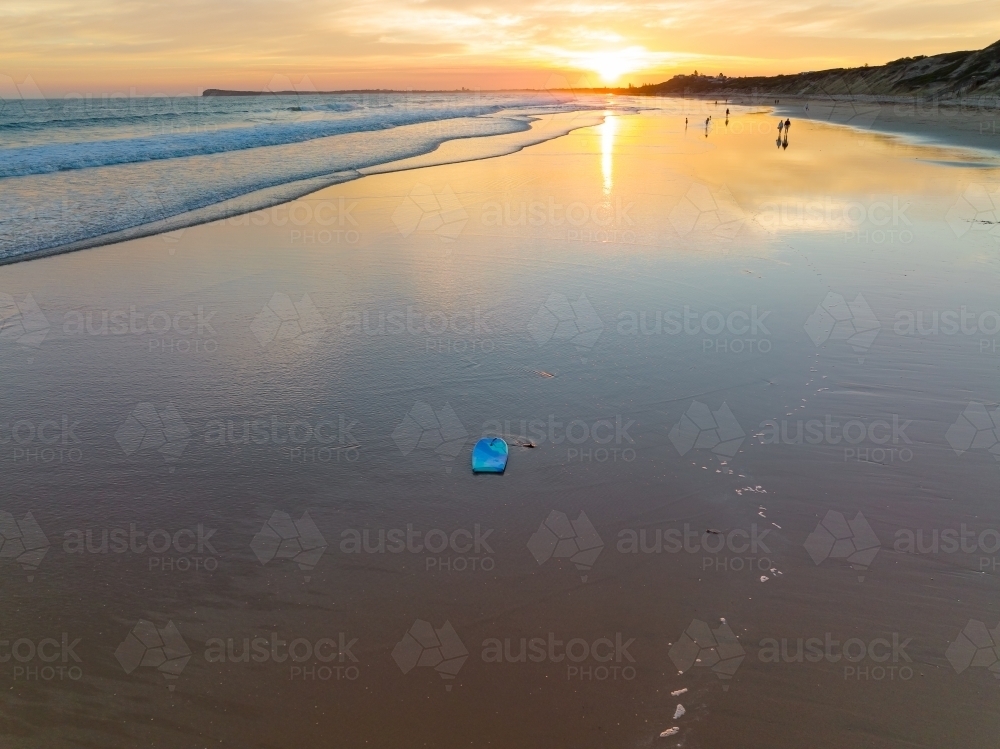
0, 92, 650, 262
2, 104, 1000, 747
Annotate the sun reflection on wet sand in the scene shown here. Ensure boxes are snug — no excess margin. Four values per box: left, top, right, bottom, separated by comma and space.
601, 113, 617, 194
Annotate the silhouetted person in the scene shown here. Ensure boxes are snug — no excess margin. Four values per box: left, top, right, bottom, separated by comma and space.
785, 118, 791, 131
726, 108, 730, 116
778, 120, 784, 133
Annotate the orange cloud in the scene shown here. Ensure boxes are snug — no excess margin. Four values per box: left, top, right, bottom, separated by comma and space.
1, 0, 998, 93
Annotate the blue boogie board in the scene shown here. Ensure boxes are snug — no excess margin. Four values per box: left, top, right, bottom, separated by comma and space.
471, 437, 508, 474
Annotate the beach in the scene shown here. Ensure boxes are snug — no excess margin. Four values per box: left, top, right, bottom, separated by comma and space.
3, 101, 1000, 747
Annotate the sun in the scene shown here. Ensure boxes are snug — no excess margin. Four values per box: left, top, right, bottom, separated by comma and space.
574, 47, 651, 84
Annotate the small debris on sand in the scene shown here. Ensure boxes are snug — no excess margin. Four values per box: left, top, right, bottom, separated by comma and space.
506, 438, 536, 448
660, 727, 680, 737
673, 704, 686, 719
670, 688, 688, 696
532, 370, 556, 378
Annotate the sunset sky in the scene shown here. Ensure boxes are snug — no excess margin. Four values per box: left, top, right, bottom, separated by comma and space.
2, 0, 999, 94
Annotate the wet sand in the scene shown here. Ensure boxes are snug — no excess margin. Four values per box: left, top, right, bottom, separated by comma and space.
705, 93, 1000, 153
3, 106, 1000, 747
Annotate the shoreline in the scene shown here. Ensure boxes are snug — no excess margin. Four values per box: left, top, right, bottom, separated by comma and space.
0, 109, 608, 268
675, 93, 1000, 156
4, 98, 999, 268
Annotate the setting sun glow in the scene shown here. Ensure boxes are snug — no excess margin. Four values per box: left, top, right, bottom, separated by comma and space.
574, 48, 652, 83
1, 1, 999, 94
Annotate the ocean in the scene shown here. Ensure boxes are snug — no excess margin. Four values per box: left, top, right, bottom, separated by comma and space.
0, 92, 644, 263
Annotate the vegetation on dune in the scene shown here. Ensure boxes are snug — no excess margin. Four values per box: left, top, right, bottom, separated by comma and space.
609, 40, 1000, 99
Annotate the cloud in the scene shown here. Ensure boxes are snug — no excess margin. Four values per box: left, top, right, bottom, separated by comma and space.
2, 0, 998, 91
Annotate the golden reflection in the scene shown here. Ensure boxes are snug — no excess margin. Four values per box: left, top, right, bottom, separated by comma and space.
600, 114, 617, 194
